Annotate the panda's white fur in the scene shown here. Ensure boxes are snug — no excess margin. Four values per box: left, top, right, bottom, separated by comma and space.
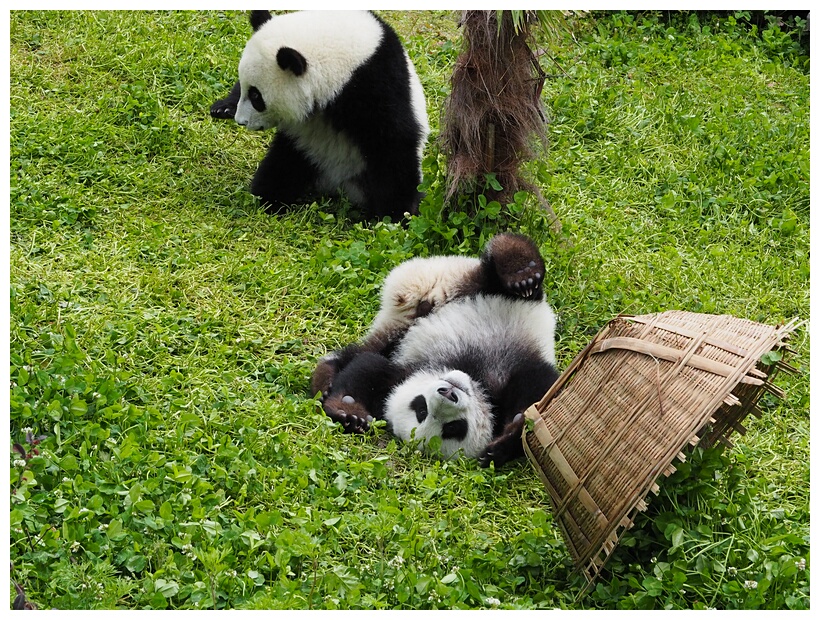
394, 295, 557, 370
403, 50, 429, 168
235, 11, 385, 129
367, 255, 480, 342
383, 295, 557, 459
285, 114, 367, 202
384, 369, 494, 459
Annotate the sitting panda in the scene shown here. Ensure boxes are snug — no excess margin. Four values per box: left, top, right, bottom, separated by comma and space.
312, 233, 559, 467
210, 10, 429, 220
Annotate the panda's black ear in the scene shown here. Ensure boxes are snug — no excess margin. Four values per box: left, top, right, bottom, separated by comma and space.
277, 47, 308, 77
249, 10, 271, 31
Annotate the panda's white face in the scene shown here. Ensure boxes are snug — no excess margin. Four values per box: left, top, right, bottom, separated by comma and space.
236, 40, 311, 130
234, 11, 385, 131
384, 369, 494, 459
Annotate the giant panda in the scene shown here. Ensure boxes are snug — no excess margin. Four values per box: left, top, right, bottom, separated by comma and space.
312, 233, 559, 467
210, 10, 429, 220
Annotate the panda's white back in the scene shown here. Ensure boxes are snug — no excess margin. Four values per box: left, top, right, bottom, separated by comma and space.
394, 295, 557, 372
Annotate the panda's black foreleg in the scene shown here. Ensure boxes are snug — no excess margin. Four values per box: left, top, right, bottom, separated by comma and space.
480, 233, 546, 301
210, 81, 241, 120
479, 359, 559, 468
320, 352, 400, 434
478, 413, 527, 468
251, 133, 320, 213
311, 329, 402, 403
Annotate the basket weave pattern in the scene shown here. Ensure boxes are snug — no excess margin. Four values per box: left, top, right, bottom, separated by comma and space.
523, 311, 798, 585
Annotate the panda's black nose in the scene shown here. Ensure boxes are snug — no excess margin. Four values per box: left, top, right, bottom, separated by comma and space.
437, 386, 458, 403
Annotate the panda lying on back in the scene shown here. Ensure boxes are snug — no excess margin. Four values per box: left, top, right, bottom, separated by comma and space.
211, 10, 429, 220
312, 233, 559, 467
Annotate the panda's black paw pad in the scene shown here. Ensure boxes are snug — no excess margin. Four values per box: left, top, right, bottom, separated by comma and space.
487, 234, 545, 299
505, 261, 543, 299
210, 98, 237, 120
323, 395, 374, 434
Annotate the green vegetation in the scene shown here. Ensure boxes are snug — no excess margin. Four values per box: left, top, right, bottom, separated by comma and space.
9, 10, 809, 610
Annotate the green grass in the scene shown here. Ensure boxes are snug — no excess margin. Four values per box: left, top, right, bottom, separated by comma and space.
9, 10, 809, 610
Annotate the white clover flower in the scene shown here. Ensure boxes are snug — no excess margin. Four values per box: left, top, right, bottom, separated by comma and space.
22, 426, 32, 434
727, 566, 737, 576
744, 580, 758, 590
93, 392, 102, 399
13, 459, 26, 468
387, 555, 405, 568
71, 541, 81, 552
796, 558, 806, 571
485, 597, 501, 607
98, 523, 109, 531
62, 477, 71, 483
226, 569, 237, 578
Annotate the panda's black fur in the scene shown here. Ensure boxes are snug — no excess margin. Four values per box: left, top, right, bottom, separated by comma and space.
211, 10, 429, 220
312, 233, 559, 468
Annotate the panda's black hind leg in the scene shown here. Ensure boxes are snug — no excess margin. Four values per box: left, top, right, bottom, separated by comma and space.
251, 133, 320, 213
210, 81, 241, 119
481, 233, 546, 300
320, 352, 399, 434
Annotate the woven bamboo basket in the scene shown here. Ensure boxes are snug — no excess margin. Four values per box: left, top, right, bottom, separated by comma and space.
522, 311, 799, 587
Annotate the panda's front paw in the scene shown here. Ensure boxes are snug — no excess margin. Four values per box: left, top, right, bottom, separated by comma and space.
478, 412, 526, 468
210, 82, 242, 120
323, 394, 374, 434
210, 97, 237, 120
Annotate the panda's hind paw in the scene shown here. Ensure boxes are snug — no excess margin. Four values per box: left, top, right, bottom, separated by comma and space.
323, 394, 374, 434
487, 234, 546, 300
507, 265, 543, 299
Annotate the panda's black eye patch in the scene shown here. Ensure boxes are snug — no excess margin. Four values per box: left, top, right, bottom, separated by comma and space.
410, 395, 428, 423
248, 86, 266, 112
441, 419, 468, 441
